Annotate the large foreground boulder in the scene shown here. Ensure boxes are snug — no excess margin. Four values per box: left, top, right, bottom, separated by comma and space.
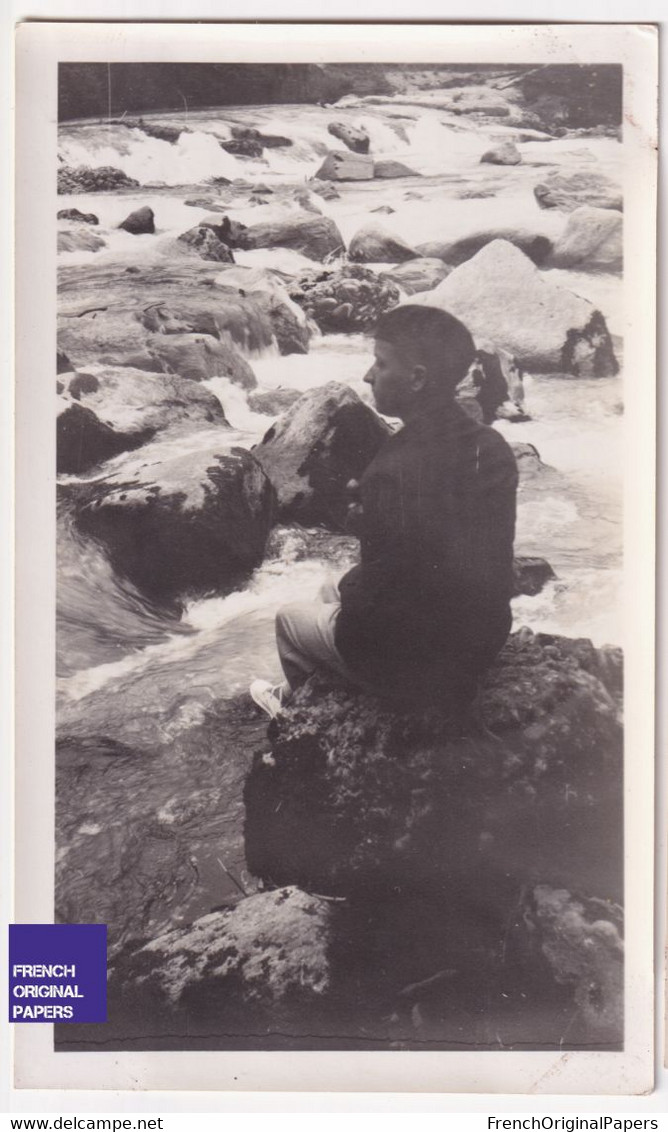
68, 432, 276, 604
242, 630, 623, 1044
253, 382, 391, 529
415, 240, 618, 375
57, 365, 227, 474
289, 264, 400, 333
238, 213, 345, 262
112, 887, 333, 1009
245, 630, 623, 901
534, 171, 623, 212
314, 150, 375, 182
328, 121, 370, 154
349, 223, 418, 264
104, 873, 622, 1048
548, 206, 623, 272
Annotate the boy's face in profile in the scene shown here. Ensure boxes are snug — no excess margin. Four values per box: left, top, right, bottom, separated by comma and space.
364, 338, 423, 420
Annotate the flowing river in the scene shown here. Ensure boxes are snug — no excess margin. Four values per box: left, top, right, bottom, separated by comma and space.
55, 94, 624, 953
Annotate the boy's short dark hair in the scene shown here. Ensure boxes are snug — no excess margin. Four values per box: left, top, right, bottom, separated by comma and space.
374, 305, 476, 393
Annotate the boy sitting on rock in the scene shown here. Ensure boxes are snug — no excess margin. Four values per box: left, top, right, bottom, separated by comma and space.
251, 304, 518, 717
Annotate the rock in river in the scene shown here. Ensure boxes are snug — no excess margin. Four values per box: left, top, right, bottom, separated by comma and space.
314, 150, 375, 182
57, 263, 279, 367
327, 121, 370, 154
248, 388, 303, 415
289, 264, 400, 333
381, 258, 452, 295
534, 170, 623, 212
118, 206, 155, 235
244, 630, 622, 900
142, 332, 257, 388
57, 365, 227, 474
57, 208, 99, 225
414, 239, 618, 375
417, 228, 553, 267
374, 159, 419, 179
68, 431, 276, 604
253, 382, 391, 530
238, 212, 346, 262
348, 223, 418, 264
57, 164, 140, 193
177, 224, 235, 263
57, 227, 106, 254
548, 206, 623, 272
480, 141, 522, 165
456, 348, 528, 425
241, 630, 623, 1044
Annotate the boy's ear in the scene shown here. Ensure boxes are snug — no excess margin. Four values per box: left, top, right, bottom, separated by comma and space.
410, 364, 428, 392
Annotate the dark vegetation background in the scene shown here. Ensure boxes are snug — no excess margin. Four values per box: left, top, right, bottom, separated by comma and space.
58, 62, 623, 130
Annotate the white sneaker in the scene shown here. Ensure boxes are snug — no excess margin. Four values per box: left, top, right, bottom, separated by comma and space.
250, 679, 288, 719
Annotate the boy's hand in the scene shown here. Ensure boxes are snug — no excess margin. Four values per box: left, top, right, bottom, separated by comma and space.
344, 479, 364, 535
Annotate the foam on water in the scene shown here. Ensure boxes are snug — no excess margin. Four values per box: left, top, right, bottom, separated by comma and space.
60, 126, 243, 186
59, 541, 353, 704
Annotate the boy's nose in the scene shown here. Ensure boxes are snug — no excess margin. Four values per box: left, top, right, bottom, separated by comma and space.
363, 366, 375, 385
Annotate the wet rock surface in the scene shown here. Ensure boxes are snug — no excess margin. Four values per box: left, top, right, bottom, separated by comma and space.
253, 382, 391, 530
512, 556, 557, 596
456, 348, 528, 425
118, 206, 155, 235
57, 365, 227, 474
68, 433, 276, 605
58, 264, 279, 365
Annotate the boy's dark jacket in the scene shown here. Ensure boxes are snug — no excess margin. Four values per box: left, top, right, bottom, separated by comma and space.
334, 399, 518, 705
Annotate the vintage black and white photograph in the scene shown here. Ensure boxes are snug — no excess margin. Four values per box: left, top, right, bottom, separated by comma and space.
13, 21, 658, 1094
